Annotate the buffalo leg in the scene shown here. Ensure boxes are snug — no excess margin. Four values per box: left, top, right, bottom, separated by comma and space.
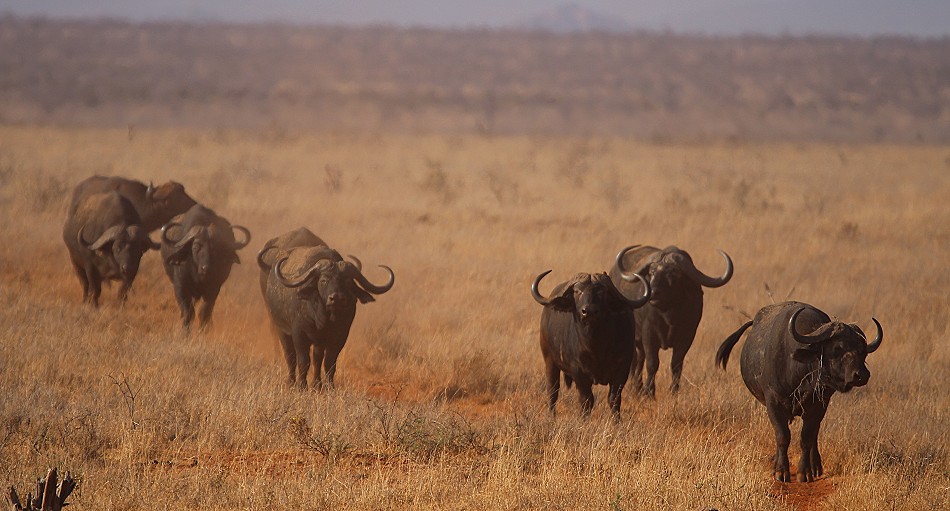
642, 344, 660, 399
85, 266, 102, 308
576, 380, 595, 417
323, 348, 340, 390
117, 278, 132, 304
71, 260, 90, 303
312, 346, 326, 390
630, 342, 645, 395
669, 346, 688, 394
607, 383, 624, 422
799, 406, 826, 482
766, 403, 792, 482
292, 327, 311, 390
174, 285, 195, 329
545, 362, 560, 413
278, 332, 296, 387
197, 287, 220, 329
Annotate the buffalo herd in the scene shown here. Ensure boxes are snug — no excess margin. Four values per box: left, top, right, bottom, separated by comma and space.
60, 174, 884, 483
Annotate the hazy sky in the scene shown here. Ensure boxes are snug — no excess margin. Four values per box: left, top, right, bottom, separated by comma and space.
3, 0, 949, 37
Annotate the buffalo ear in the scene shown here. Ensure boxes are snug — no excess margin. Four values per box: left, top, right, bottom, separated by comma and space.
792, 348, 821, 363
353, 285, 375, 304
547, 284, 575, 312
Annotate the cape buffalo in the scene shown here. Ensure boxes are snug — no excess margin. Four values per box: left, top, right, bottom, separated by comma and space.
69, 175, 197, 232
63, 191, 159, 306
263, 244, 394, 389
610, 245, 733, 398
533, 252, 651, 421
715, 301, 883, 482
256, 227, 329, 297
160, 204, 250, 329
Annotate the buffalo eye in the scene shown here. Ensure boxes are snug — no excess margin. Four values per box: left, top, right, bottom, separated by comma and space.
830, 345, 844, 357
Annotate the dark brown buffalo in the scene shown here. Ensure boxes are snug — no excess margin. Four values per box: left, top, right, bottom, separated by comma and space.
69, 175, 196, 232
716, 301, 882, 482
609, 245, 733, 398
262, 244, 394, 389
533, 252, 651, 421
160, 204, 250, 329
255, 227, 328, 297
63, 191, 159, 306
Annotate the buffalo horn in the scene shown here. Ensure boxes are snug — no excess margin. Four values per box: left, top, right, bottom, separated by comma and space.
146, 181, 156, 200
231, 225, 251, 249
788, 307, 837, 345
619, 272, 652, 308
865, 318, 883, 353
160, 222, 182, 245
274, 256, 325, 288
347, 254, 363, 271
531, 270, 556, 306
82, 225, 123, 251
348, 263, 394, 294
172, 226, 202, 249
614, 245, 641, 276
257, 245, 278, 271
683, 249, 733, 288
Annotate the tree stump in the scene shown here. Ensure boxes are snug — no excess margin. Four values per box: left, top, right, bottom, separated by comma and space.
7, 468, 75, 511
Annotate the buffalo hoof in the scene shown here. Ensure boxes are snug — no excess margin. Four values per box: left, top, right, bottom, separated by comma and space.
774, 470, 791, 483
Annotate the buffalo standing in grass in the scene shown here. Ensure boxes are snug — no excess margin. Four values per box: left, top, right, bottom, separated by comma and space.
63, 191, 159, 306
160, 204, 250, 329
610, 245, 733, 398
533, 251, 651, 421
69, 175, 197, 232
262, 244, 394, 389
716, 301, 882, 482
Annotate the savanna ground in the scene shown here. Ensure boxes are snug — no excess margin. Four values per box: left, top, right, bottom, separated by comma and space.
0, 125, 948, 509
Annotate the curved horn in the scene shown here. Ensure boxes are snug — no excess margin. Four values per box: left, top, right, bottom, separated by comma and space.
231, 225, 251, 249
146, 181, 156, 200
82, 225, 123, 251
257, 245, 278, 272
789, 307, 837, 345
614, 244, 641, 275
347, 254, 363, 271
161, 222, 182, 245
274, 256, 324, 289
619, 272, 652, 308
531, 270, 556, 306
349, 263, 394, 295
171, 226, 202, 249
683, 249, 733, 288
865, 318, 883, 354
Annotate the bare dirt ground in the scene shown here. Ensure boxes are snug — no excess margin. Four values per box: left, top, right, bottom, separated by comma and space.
1, 126, 948, 509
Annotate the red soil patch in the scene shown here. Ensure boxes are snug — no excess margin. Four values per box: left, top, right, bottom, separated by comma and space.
770, 472, 836, 511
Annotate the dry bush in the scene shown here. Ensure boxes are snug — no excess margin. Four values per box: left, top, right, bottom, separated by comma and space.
0, 126, 948, 510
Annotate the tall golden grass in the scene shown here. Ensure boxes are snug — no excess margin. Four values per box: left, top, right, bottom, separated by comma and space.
0, 125, 947, 509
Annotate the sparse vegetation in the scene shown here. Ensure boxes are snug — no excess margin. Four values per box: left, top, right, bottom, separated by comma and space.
0, 125, 947, 509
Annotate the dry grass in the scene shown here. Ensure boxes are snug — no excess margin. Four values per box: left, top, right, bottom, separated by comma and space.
0, 125, 948, 510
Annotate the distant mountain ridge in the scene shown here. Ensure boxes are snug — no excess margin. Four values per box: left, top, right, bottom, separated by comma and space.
516, 3, 633, 34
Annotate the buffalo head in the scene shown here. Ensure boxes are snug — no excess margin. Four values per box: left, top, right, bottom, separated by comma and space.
532, 270, 651, 325
79, 224, 158, 279
162, 222, 250, 277
789, 307, 883, 392
616, 245, 732, 304
274, 253, 394, 321
146, 181, 194, 212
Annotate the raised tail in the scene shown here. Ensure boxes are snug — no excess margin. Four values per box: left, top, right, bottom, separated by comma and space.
716, 320, 753, 370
